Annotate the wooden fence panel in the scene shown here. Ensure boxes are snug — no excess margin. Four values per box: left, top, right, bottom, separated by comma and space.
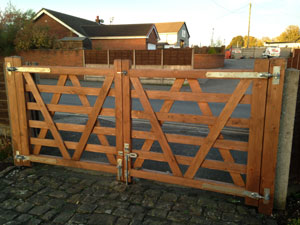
163, 49, 192, 65
135, 50, 161, 65
85, 50, 107, 64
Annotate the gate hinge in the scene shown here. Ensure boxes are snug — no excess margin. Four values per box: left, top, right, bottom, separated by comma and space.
244, 188, 270, 202
15, 151, 30, 161
259, 66, 280, 85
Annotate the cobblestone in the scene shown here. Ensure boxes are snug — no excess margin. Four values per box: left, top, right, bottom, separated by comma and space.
0, 164, 278, 224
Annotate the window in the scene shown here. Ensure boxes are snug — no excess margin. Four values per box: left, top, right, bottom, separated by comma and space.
182, 30, 186, 38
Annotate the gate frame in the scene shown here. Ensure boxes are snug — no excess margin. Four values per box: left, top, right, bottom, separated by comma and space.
4, 56, 286, 215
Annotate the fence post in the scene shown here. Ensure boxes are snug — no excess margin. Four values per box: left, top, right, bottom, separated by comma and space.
258, 58, 286, 215
274, 68, 300, 210
161, 49, 164, 69
191, 48, 195, 69
107, 49, 110, 68
4, 56, 31, 167
133, 49, 136, 68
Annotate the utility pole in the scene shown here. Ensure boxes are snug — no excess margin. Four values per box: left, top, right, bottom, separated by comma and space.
247, 2, 252, 48
211, 28, 214, 47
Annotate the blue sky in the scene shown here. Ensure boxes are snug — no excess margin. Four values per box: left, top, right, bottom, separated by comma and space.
1, 0, 300, 46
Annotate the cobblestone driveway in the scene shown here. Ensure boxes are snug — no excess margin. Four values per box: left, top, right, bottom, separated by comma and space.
0, 164, 278, 225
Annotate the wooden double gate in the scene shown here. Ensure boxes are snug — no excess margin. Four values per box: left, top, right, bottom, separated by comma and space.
4, 56, 286, 214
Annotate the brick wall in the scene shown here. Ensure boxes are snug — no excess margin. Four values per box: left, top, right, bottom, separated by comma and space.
0, 57, 9, 131
194, 54, 224, 69
18, 49, 84, 79
91, 39, 147, 50
34, 14, 77, 39
147, 29, 158, 45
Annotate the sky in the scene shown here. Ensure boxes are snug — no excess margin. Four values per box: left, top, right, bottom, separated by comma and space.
1, 0, 300, 46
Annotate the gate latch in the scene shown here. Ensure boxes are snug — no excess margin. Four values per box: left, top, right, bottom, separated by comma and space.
123, 143, 138, 185
117, 70, 127, 75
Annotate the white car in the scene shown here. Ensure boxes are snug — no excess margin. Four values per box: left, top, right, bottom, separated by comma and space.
262, 47, 281, 58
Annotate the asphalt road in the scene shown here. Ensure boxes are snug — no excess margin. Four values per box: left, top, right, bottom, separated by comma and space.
37, 59, 254, 183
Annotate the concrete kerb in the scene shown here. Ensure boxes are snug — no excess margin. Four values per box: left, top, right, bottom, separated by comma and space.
274, 68, 300, 209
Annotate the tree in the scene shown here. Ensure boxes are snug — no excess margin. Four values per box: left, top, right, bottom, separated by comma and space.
276, 25, 300, 42
227, 36, 244, 48
15, 22, 60, 50
0, 3, 34, 56
243, 36, 259, 48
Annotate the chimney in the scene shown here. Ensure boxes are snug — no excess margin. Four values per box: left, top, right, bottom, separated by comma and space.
95, 16, 100, 24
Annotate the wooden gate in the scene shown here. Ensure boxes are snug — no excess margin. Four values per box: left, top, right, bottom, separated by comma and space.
4, 57, 286, 215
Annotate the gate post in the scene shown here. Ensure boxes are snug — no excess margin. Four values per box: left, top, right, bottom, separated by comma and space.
259, 58, 286, 215
4, 56, 31, 166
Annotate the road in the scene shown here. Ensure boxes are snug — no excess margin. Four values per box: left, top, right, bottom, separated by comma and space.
36, 59, 254, 183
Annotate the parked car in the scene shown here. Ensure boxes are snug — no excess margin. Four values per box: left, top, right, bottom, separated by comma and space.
262, 47, 281, 58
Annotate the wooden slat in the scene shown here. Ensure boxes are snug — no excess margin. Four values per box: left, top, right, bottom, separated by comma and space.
246, 59, 269, 206
130, 68, 254, 79
69, 75, 116, 165
114, 60, 124, 179
132, 150, 247, 174
27, 155, 116, 174
130, 169, 247, 197
184, 80, 251, 179
30, 138, 116, 154
134, 78, 185, 168
23, 73, 71, 159
27, 103, 115, 116
5, 57, 24, 166
188, 78, 246, 187
29, 120, 116, 136
26, 84, 116, 97
259, 59, 286, 215
15, 62, 31, 167
131, 90, 251, 104
131, 77, 182, 177
132, 130, 248, 151
132, 111, 250, 128
72, 75, 114, 160
122, 60, 133, 182
33, 75, 67, 154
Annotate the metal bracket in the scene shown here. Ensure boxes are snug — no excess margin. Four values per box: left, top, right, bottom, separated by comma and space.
15, 151, 30, 161
259, 73, 273, 78
117, 70, 127, 75
202, 183, 270, 202
272, 66, 280, 85
116, 158, 123, 181
7, 67, 17, 72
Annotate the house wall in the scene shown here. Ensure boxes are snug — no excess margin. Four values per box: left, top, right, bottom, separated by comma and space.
158, 33, 177, 45
91, 39, 147, 50
177, 24, 189, 47
34, 13, 78, 39
147, 30, 158, 45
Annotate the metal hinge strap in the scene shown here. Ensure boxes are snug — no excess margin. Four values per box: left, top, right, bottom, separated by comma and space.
6, 67, 51, 73
117, 70, 127, 75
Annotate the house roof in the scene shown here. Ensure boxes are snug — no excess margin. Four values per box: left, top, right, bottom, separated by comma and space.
33, 8, 99, 37
33, 8, 159, 40
82, 24, 159, 39
155, 22, 185, 33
